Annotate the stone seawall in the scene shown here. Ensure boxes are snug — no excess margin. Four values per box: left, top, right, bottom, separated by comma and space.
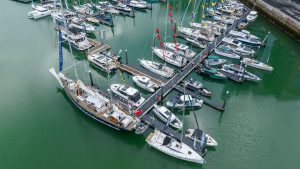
241, 0, 300, 40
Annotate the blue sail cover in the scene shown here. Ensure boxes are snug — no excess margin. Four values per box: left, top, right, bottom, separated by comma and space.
58, 29, 63, 72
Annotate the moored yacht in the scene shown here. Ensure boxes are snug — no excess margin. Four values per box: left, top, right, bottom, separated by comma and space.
164, 42, 196, 58
178, 27, 215, 42
241, 58, 273, 71
128, 0, 148, 9
222, 37, 255, 56
28, 6, 53, 19
139, 59, 174, 78
49, 68, 137, 131
51, 10, 76, 22
73, 4, 94, 15
60, 27, 91, 50
152, 47, 187, 67
110, 84, 145, 107
153, 104, 182, 130
185, 129, 218, 147
247, 11, 258, 22
115, 3, 133, 13
132, 75, 159, 93
220, 64, 261, 82
214, 45, 241, 59
69, 17, 95, 33
189, 22, 221, 36
166, 95, 203, 108
88, 53, 117, 73
229, 30, 261, 46
146, 129, 205, 164
183, 78, 212, 97
186, 37, 207, 49
94, 1, 119, 14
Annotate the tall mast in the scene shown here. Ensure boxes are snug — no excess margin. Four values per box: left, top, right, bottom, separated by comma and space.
59, 0, 78, 78
180, 83, 186, 145
163, 0, 169, 66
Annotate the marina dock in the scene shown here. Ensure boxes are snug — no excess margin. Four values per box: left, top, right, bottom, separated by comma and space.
87, 38, 111, 55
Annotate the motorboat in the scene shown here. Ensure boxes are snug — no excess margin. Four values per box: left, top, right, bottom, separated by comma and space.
229, 30, 261, 46
49, 68, 137, 131
132, 75, 159, 93
60, 27, 91, 50
195, 64, 228, 80
164, 42, 196, 58
201, 20, 227, 32
214, 45, 241, 59
69, 17, 96, 33
183, 78, 212, 97
178, 27, 215, 42
115, 3, 133, 13
211, 15, 235, 25
152, 47, 187, 67
139, 59, 174, 78
247, 11, 258, 22
241, 58, 273, 71
152, 104, 182, 130
204, 56, 227, 66
88, 53, 117, 73
101, 50, 121, 61
189, 22, 221, 36
94, 1, 119, 14
51, 10, 76, 23
28, 6, 53, 19
73, 4, 94, 15
186, 37, 207, 49
146, 129, 205, 164
222, 37, 255, 56
185, 129, 218, 147
220, 64, 261, 82
110, 84, 145, 107
166, 95, 203, 108
128, 0, 148, 9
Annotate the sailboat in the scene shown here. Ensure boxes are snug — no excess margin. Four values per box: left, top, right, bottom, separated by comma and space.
164, 42, 196, 58
49, 25, 137, 131
152, 47, 187, 67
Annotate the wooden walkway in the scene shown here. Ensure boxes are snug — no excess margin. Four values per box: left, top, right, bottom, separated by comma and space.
87, 38, 111, 55
116, 62, 164, 85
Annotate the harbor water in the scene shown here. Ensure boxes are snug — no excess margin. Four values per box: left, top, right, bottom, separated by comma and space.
0, 0, 299, 168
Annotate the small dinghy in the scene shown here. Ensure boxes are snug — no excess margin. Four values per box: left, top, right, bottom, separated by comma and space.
204, 57, 227, 66
166, 95, 203, 108
139, 59, 174, 78
164, 42, 196, 58
185, 129, 218, 147
146, 129, 205, 164
153, 104, 182, 130
214, 45, 241, 59
241, 58, 273, 71
132, 75, 159, 93
183, 78, 212, 97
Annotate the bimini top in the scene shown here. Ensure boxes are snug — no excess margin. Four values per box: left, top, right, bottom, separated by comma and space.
119, 85, 139, 96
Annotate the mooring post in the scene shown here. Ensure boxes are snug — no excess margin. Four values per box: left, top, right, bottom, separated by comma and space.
125, 49, 128, 64
88, 70, 94, 86
222, 90, 229, 110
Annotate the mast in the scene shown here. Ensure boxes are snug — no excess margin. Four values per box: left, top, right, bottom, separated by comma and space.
163, 0, 169, 66
59, 0, 78, 78
180, 83, 186, 146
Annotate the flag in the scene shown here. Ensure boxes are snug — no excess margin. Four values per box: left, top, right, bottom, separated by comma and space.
58, 29, 63, 72
172, 25, 175, 31
169, 11, 173, 17
135, 110, 142, 116
156, 28, 160, 33
170, 18, 173, 24
173, 33, 176, 38
168, 4, 172, 10
159, 41, 163, 47
157, 34, 161, 40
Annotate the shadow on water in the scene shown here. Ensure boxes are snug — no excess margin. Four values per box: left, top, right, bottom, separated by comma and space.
55, 87, 145, 148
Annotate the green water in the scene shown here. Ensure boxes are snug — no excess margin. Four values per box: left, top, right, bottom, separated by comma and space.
1, 1, 300, 169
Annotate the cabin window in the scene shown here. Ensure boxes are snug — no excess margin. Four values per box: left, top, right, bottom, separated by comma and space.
129, 92, 141, 103
176, 144, 179, 148
188, 151, 192, 155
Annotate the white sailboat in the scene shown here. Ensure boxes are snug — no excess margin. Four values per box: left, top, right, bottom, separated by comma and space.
229, 30, 261, 46
152, 47, 187, 67
132, 75, 159, 93
214, 45, 241, 59
178, 27, 215, 42
222, 37, 255, 56
139, 59, 174, 78
241, 58, 273, 71
189, 22, 221, 36
164, 42, 196, 58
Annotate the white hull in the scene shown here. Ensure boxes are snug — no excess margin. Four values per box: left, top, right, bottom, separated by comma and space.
241, 58, 273, 71
214, 48, 240, 59
139, 59, 174, 78
132, 76, 157, 93
152, 48, 187, 67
